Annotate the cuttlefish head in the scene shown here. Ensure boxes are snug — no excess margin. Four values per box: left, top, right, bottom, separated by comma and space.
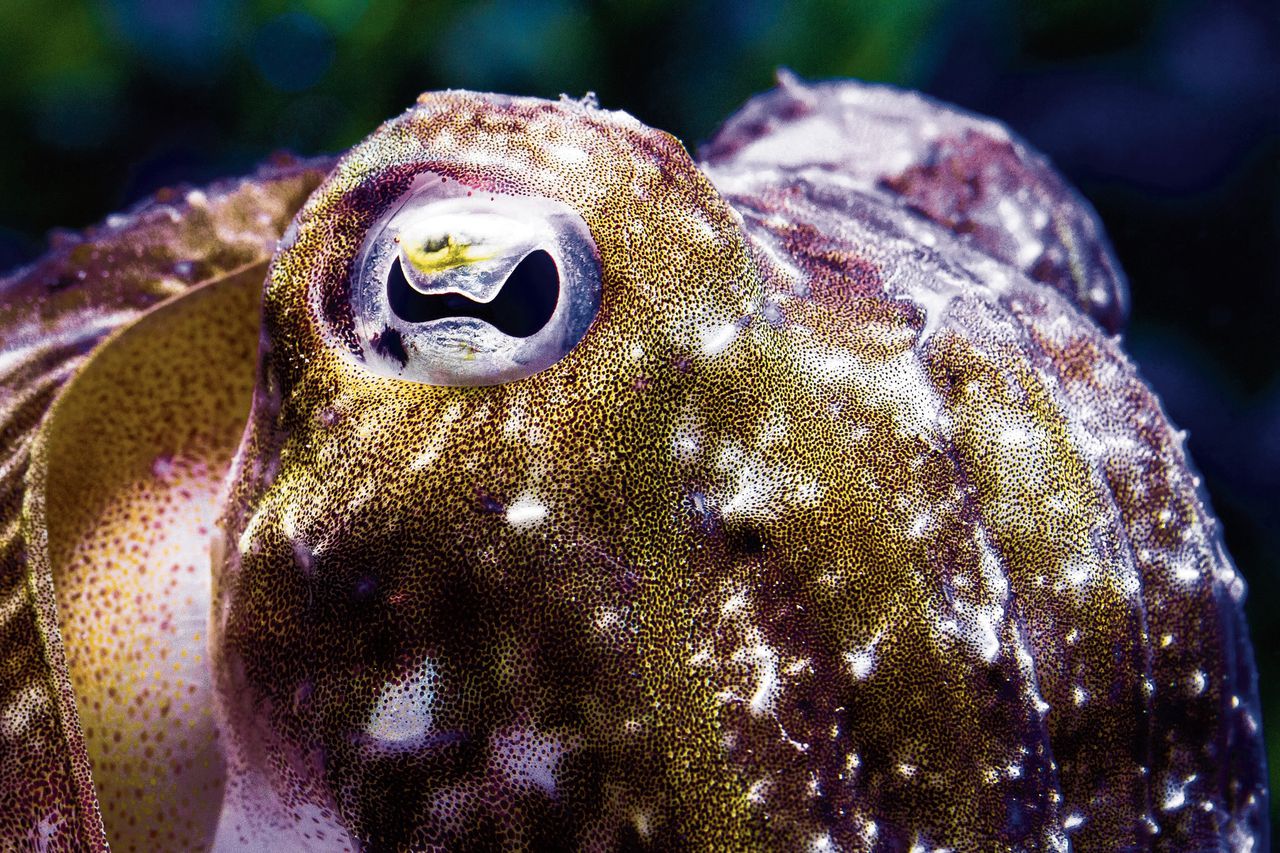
211, 92, 770, 847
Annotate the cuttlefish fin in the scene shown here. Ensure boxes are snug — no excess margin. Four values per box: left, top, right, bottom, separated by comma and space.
22, 261, 265, 851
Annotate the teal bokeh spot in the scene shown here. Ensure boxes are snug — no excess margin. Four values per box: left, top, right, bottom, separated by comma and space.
252, 12, 335, 93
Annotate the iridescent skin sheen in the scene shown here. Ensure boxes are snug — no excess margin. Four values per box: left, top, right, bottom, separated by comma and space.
0, 77, 1267, 851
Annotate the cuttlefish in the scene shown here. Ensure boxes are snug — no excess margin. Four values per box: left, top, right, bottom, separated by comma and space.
0, 75, 1267, 851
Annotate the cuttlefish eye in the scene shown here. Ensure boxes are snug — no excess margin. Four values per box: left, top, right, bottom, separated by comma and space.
345, 176, 602, 385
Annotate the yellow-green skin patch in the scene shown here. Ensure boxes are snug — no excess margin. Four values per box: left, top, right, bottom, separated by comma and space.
0, 80, 1267, 851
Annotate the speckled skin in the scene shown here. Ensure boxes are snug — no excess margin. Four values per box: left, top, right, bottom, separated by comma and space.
0, 78, 1267, 851
0, 158, 329, 850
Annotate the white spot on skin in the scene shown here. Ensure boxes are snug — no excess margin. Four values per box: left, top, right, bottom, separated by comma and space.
701, 320, 740, 356
1064, 812, 1085, 831
907, 510, 932, 539
671, 409, 703, 463
506, 496, 548, 527
807, 833, 836, 853
757, 409, 790, 447
237, 505, 270, 555
737, 633, 781, 716
1160, 774, 1198, 812
938, 593, 1006, 664
843, 627, 887, 682
978, 535, 1009, 600
720, 587, 750, 618
911, 284, 959, 342
1170, 552, 1202, 586
761, 298, 786, 327
501, 404, 531, 440
548, 143, 589, 164
364, 659, 440, 750
845, 646, 877, 680
995, 197, 1044, 267
1061, 554, 1101, 590
593, 606, 626, 634
712, 442, 823, 521
1188, 670, 1207, 696
489, 726, 573, 797
801, 346, 943, 439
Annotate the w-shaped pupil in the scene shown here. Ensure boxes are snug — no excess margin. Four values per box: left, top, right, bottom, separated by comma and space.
387, 250, 559, 338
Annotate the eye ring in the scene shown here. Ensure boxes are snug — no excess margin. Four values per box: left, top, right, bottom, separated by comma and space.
341, 174, 602, 386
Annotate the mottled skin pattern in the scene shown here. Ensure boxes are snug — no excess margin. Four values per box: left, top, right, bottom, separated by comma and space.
0, 77, 1267, 851
0, 159, 329, 850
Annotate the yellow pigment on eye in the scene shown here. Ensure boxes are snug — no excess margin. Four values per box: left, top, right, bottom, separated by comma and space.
404, 234, 494, 273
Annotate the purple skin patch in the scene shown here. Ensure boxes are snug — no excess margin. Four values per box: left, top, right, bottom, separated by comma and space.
0, 76, 1266, 850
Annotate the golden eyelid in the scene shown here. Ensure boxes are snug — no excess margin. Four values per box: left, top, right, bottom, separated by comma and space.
403, 235, 494, 274
397, 211, 536, 277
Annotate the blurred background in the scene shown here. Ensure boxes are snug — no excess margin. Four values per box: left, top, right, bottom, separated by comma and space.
0, 0, 1276, 823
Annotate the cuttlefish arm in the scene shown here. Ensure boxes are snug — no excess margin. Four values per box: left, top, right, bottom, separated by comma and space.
700, 76, 1267, 848
0, 157, 330, 849
701, 71, 1129, 333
